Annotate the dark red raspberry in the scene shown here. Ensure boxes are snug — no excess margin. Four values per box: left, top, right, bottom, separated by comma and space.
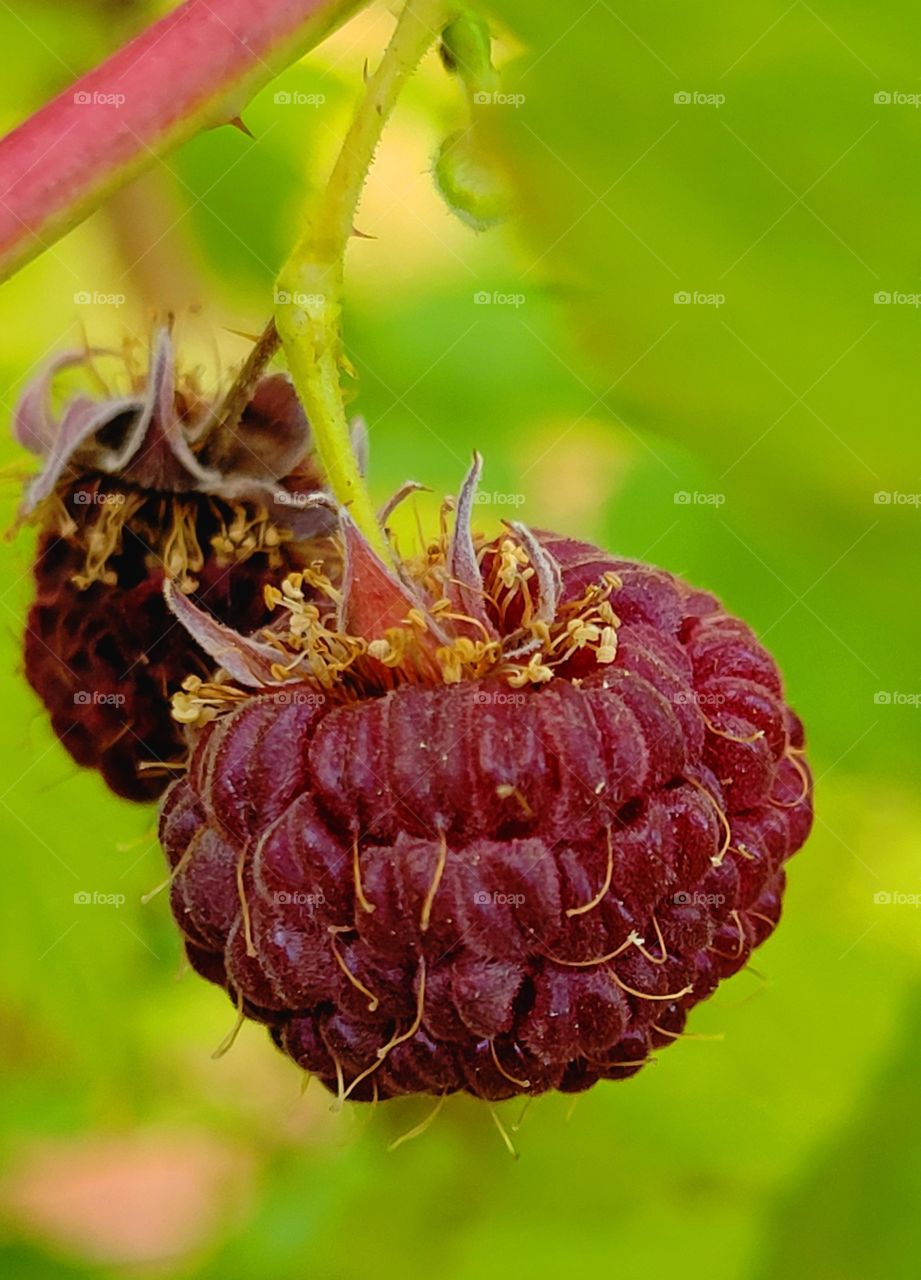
160, 458, 812, 1102
16, 330, 335, 801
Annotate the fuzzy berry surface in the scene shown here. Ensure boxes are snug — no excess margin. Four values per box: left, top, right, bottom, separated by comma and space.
25, 478, 304, 802
16, 331, 329, 802
161, 532, 813, 1102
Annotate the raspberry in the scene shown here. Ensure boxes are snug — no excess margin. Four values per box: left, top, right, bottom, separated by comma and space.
16, 330, 334, 801
160, 458, 812, 1102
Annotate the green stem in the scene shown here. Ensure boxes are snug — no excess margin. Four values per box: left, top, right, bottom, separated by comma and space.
275, 0, 456, 560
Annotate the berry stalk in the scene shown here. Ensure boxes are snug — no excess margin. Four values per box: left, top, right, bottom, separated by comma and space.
275, 0, 458, 560
0, 0, 370, 283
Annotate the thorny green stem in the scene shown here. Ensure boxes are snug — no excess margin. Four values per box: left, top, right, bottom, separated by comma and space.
274, 0, 457, 560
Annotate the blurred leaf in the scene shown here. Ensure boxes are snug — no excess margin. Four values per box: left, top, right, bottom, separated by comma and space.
755, 984, 921, 1279
0, 1241, 98, 1278
488, 0, 921, 780
0, 7, 917, 1280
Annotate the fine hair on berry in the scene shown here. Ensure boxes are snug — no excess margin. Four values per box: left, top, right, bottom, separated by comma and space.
160, 458, 813, 1103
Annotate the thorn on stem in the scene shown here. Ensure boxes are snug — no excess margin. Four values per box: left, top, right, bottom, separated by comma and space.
228, 116, 255, 139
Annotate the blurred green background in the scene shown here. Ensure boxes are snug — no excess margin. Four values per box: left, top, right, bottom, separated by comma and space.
0, 1, 919, 1276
